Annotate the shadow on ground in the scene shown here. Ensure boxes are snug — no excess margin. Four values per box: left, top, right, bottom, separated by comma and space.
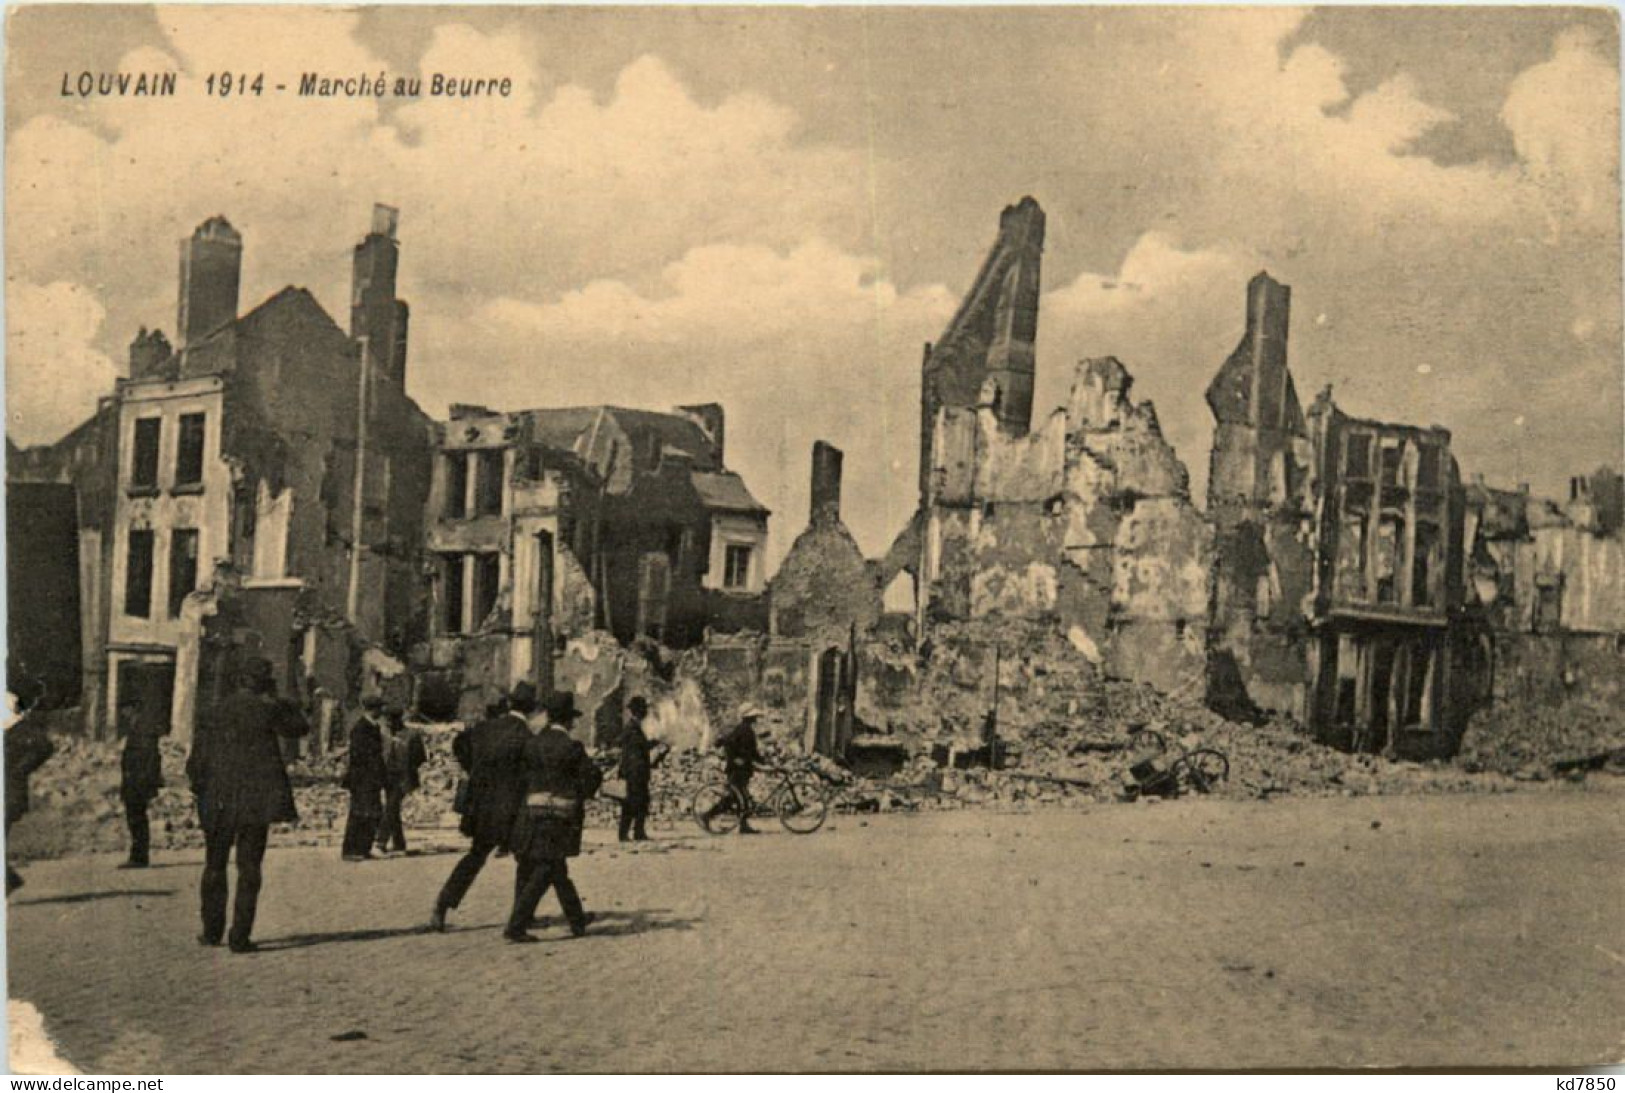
253, 908, 699, 951
13, 889, 175, 907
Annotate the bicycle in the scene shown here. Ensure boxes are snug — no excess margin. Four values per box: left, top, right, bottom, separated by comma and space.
690, 761, 832, 835
1126, 727, 1230, 795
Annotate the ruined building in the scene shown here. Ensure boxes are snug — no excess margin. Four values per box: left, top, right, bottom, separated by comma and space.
769, 441, 882, 643
1465, 468, 1625, 707
886, 197, 1213, 695
418, 402, 771, 717
8, 206, 434, 740
1206, 273, 1474, 756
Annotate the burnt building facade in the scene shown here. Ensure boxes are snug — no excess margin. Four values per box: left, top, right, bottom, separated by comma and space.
8, 206, 434, 739
888, 198, 1213, 696
1206, 272, 1473, 755
1465, 468, 1625, 708
419, 402, 771, 716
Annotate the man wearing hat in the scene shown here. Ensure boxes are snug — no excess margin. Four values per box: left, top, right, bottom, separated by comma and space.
340, 695, 388, 861
117, 690, 164, 869
616, 696, 666, 842
428, 681, 536, 932
186, 655, 309, 953
712, 703, 765, 834
504, 690, 601, 942
376, 704, 426, 855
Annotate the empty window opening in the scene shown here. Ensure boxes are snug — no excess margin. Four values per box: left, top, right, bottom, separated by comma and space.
474, 451, 504, 516
443, 454, 469, 518
442, 554, 466, 634
472, 553, 501, 627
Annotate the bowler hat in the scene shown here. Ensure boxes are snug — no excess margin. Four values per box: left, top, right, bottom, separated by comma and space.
628, 696, 650, 717
361, 693, 386, 711
509, 681, 539, 714
544, 690, 584, 723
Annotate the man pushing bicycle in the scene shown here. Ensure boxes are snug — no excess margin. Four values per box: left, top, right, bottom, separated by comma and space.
713, 703, 764, 835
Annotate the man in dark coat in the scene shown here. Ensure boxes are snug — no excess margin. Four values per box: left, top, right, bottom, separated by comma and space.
186, 656, 309, 953
428, 682, 536, 932
376, 705, 427, 855
6, 677, 56, 895
341, 696, 388, 861
504, 690, 601, 943
118, 694, 165, 869
616, 696, 665, 842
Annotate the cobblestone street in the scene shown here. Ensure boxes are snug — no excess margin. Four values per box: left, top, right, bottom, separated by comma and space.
8, 788, 1624, 1073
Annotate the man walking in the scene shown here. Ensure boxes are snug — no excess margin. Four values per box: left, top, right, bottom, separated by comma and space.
341, 695, 387, 861
118, 693, 164, 869
616, 696, 665, 842
504, 691, 601, 943
187, 656, 309, 953
428, 682, 535, 932
377, 705, 426, 855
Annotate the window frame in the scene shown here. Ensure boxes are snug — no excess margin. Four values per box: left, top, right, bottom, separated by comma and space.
129, 416, 163, 493
167, 528, 200, 618
174, 412, 207, 490
723, 542, 754, 592
124, 528, 156, 618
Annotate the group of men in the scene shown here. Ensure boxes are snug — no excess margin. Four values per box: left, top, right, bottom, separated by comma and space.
340, 696, 428, 860
6, 651, 768, 952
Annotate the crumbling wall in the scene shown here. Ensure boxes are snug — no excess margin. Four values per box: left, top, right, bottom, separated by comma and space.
1491, 629, 1624, 707
1105, 498, 1212, 695
555, 631, 625, 747
769, 519, 880, 639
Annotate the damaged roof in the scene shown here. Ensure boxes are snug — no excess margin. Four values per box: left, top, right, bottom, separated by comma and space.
691, 471, 769, 515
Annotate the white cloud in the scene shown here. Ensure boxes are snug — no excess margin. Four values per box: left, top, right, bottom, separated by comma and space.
1039, 233, 1256, 494
6, 281, 121, 446
439, 237, 956, 560
1502, 27, 1621, 230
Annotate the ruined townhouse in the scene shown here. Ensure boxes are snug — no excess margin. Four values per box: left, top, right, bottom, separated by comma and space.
7, 206, 434, 741
881, 197, 1213, 697
1206, 272, 1477, 756
419, 401, 771, 721
1464, 468, 1625, 706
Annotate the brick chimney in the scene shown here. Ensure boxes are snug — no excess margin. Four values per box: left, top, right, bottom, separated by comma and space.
810, 440, 843, 525
128, 327, 174, 381
351, 204, 409, 384
177, 216, 242, 346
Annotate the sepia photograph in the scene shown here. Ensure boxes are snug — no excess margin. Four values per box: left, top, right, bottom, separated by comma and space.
2, 2, 1622, 1076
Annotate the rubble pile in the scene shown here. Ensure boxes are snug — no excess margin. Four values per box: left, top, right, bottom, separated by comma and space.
1458, 696, 1625, 779
848, 618, 1524, 803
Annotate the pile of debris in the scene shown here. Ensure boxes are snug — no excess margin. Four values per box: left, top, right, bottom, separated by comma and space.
1458, 696, 1625, 780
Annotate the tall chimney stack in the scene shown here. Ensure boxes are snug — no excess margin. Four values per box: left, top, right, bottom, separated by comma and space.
810, 440, 843, 525
351, 203, 409, 384
1246, 271, 1291, 431
177, 217, 242, 346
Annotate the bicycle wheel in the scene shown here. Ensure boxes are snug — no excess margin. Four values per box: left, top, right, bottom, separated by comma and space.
775, 772, 830, 835
691, 776, 744, 835
1181, 748, 1230, 794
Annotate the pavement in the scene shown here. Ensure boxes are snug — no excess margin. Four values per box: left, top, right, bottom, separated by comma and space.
6, 786, 1624, 1073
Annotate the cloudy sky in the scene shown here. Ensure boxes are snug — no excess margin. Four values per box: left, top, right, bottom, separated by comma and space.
6, 5, 1620, 564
